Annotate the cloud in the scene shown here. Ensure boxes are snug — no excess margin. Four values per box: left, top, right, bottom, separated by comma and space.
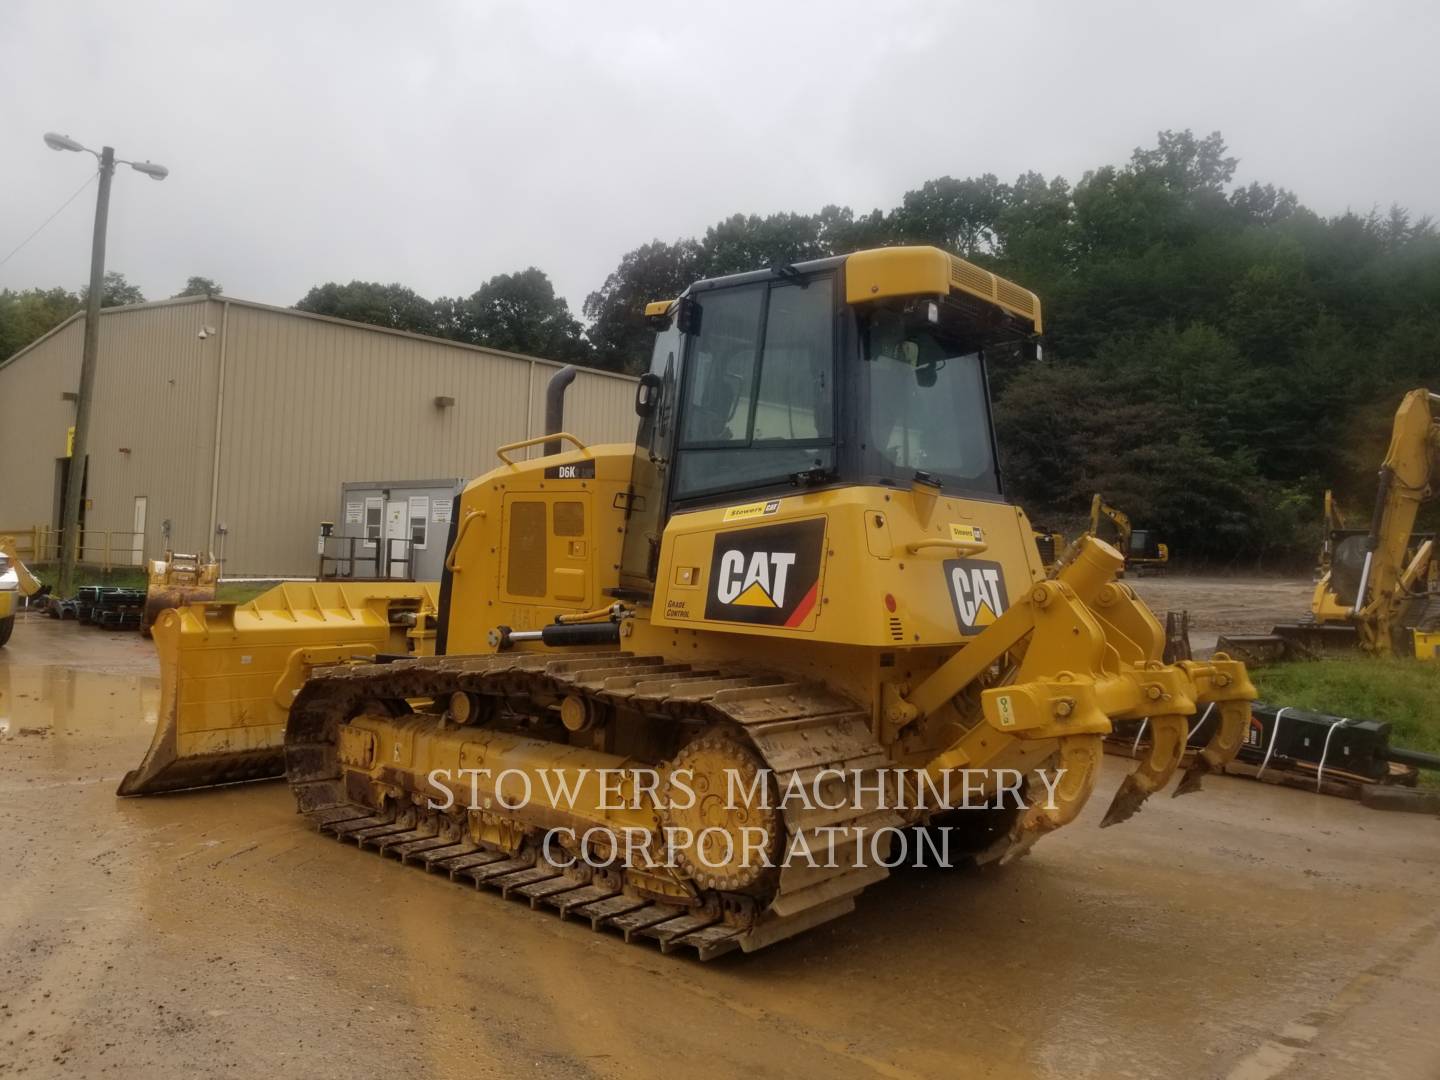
2, 0, 1436, 314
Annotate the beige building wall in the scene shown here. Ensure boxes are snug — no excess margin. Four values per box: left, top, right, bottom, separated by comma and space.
0, 297, 222, 564
0, 297, 637, 576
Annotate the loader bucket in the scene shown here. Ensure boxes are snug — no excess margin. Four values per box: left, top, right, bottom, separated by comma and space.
118, 581, 439, 796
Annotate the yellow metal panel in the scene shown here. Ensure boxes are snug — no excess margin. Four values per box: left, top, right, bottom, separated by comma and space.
652, 486, 1045, 647
844, 246, 951, 304
842, 246, 1043, 331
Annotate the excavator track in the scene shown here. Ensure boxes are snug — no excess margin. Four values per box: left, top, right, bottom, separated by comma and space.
284, 650, 901, 959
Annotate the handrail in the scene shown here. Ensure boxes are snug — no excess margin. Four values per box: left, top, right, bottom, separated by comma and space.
905, 538, 989, 556
494, 431, 590, 467
444, 511, 483, 572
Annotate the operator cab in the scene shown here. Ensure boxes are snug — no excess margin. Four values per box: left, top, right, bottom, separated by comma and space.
619, 247, 1041, 591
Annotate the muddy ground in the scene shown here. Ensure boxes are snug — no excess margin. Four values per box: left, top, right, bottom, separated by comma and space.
3, 583, 1438, 1079
1129, 573, 1315, 655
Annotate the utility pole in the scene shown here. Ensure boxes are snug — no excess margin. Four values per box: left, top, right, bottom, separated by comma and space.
44, 131, 166, 596
57, 146, 115, 597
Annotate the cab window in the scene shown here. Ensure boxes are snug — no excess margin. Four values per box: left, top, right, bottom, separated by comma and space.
673, 275, 835, 500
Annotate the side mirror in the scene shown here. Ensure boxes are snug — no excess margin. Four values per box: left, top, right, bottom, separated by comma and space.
635, 372, 663, 417
676, 296, 702, 335
1022, 336, 1044, 363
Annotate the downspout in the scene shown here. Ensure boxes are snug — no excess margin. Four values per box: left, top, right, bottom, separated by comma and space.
206, 300, 230, 559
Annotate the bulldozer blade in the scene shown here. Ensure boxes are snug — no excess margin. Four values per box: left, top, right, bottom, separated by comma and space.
1216, 624, 1360, 665
117, 581, 438, 796
1100, 713, 1188, 827
141, 583, 216, 638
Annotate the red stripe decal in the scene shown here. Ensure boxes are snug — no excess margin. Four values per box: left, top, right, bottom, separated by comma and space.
784, 583, 819, 627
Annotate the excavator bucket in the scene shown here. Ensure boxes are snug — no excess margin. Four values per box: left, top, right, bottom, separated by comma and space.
118, 581, 438, 796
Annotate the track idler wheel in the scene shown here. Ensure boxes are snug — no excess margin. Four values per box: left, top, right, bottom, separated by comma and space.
661, 734, 781, 891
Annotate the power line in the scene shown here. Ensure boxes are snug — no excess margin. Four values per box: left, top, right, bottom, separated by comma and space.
0, 172, 98, 271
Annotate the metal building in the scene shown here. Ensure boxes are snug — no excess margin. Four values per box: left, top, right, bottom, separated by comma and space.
0, 296, 637, 577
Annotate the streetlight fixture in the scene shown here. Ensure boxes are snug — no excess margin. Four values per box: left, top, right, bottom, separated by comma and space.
43, 132, 169, 597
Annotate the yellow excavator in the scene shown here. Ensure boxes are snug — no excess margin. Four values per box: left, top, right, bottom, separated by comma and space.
1088, 494, 1169, 574
119, 246, 1255, 957
0, 536, 48, 647
1222, 389, 1440, 661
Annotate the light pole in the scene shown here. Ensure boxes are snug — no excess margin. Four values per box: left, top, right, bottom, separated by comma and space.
43, 132, 168, 597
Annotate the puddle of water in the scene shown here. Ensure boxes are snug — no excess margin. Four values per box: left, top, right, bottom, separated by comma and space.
0, 662, 158, 739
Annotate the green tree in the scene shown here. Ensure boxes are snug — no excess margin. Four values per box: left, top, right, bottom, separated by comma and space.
80, 270, 145, 308
174, 276, 223, 297
584, 239, 703, 373
0, 286, 82, 361
294, 281, 440, 337
439, 268, 590, 362
890, 174, 1009, 256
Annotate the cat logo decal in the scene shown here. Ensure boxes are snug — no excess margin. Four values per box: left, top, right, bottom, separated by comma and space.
705, 518, 825, 628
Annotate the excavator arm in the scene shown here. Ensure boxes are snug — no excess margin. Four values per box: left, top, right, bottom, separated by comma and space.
1352, 389, 1440, 653
1089, 493, 1132, 551
1221, 389, 1440, 662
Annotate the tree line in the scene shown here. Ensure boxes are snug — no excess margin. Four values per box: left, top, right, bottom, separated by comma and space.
0, 274, 220, 360
3, 130, 1435, 562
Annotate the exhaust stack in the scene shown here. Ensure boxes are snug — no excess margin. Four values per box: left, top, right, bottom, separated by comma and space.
544, 365, 578, 455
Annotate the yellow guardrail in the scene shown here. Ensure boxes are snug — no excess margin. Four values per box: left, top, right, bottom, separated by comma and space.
6, 525, 145, 571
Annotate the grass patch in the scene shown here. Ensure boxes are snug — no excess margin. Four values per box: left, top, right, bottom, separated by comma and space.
1250, 658, 1440, 757
214, 581, 283, 604
28, 563, 283, 604
28, 563, 146, 593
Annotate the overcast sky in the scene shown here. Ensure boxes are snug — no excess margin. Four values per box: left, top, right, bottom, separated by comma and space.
2, 1, 1437, 317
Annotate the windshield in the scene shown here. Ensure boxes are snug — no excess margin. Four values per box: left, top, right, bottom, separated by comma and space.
672, 276, 835, 500
859, 307, 999, 493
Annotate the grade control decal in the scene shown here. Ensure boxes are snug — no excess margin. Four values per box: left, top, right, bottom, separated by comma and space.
704, 518, 826, 627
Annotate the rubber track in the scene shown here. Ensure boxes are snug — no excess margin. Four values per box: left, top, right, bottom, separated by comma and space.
284, 651, 897, 958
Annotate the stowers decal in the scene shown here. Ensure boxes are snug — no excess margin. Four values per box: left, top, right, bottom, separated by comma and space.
943, 558, 1010, 635
704, 518, 826, 627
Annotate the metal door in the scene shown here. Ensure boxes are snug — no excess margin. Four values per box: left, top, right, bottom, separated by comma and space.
131, 496, 147, 567
384, 500, 407, 578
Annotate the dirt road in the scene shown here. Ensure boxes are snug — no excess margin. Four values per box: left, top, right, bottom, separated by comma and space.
1130, 574, 1314, 654
3, 605, 1439, 1079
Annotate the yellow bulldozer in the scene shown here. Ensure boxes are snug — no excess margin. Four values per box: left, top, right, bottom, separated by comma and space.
119, 246, 1256, 958
1220, 389, 1440, 662
0, 536, 48, 647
